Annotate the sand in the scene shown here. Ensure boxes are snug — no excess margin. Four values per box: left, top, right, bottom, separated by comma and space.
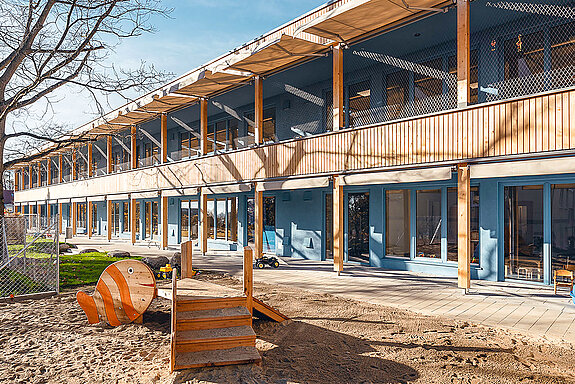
2, 272, 575, 384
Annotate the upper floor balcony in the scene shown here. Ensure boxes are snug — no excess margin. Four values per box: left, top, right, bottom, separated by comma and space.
11, 0, 575, 195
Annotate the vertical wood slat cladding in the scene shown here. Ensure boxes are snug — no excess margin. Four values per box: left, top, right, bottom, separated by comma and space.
15, 89, 575, 202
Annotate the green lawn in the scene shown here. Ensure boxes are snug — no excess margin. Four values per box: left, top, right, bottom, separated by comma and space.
59, 252, 142, 287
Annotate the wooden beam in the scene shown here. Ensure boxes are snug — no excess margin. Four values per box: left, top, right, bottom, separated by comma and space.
131, 126, 137, 170
254, 76, 263, 144
14, 169, 19, 191
254, 187, 263, 258
181, 240, 193, 279
161, 196, 169, 249
87, 201, 93, 238
71, 202, 77, 236
107, 200, 112, 241
131, 198, 137, 244
200, 190, 208, 255
333, 175, 344, 274
107, 136, 113, 174
333, 44, 344, 131
47, 203, 51, 221
457, 0, 470, 108
200, 98, 208, 155
161, 114, 168, 163
58, 155, 63, 183
243, 246, 254, 315
73, 151, 78, 180
458, 164, 471, 291
87, 144, 93, 178
58, 203, 63, 234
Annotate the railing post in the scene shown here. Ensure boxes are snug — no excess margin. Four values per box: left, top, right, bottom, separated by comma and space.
333, 44, 344, 131
254, 76, 263, 144
200, 98, 208, 155
131, 125, 138, 170
457, 0, 471, 108
458, 164, 471, 292
243, 246, 253, 315
181, 240, 193, 279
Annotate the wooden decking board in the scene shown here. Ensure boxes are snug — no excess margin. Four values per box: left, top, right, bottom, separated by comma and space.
176, 316, 252, 331
176, 297, 247, 312
176, 336, 257, 353
174, 346, 262, 370
176, 306, 251, 320
177, 325, 255, 341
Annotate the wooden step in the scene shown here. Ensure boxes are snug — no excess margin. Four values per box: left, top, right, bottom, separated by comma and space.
176, 326, 256, 353
176, 307, 252, 331
174, 346, 262, 370
176, 296, 247, 312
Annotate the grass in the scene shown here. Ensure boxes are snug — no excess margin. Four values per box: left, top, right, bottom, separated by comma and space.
59, 252, 142, 288
0, 269, 50, 297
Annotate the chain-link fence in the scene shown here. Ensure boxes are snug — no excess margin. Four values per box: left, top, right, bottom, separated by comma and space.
0, 214, 59, 299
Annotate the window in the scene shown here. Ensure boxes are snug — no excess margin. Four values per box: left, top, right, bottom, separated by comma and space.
550, 22, 575, 89
263, 107, 276, 143
504, 31, 544, 81
135, 202, 140, 236
386, 70, 408, 120
181, 200, 189, 240
385, 190, 410, 258
122, 202, 129, 233
180, 132, 190, 158
447, 187, 480, 263
416, 189, 442, 259
216, 199, 226, 239
348, 81, 371, 127
151, 201, 158, 236
112, 202, 120, 235
91, 203, 97, 235
229, 119, 239, 150
215, 120, 227, 151
551, 184, 575, 272
207, 199, 215, 239
227, 197, 238, 241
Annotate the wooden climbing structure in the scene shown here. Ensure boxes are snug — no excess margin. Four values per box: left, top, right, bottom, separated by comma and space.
158, 243, 288, 371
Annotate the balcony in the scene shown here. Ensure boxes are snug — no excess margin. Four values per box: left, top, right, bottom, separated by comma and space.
138, 155, 160, 168
113, 162, 131, 173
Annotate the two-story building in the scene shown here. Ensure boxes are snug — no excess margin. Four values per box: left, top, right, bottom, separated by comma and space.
12, 0, 575, 289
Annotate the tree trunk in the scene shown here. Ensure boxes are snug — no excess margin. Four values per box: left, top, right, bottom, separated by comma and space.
0, 116, 6, 216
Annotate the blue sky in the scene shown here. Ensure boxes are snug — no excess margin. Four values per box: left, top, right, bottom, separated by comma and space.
17, 0, 327, 133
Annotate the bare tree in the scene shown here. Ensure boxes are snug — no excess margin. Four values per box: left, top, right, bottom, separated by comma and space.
0, 0, 173, 213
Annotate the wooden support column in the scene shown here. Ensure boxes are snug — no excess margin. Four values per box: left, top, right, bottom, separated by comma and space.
87, 201, 93, 238
14, 169, 19, 191
58, 155, 63, 183
161, 114, 168, 163
181, 240, 193, 279
254, 76, 263, 144
457, 0, 471, 108
46, 159, 51, 186
28, 164, 32, 189
161, 196, 169, 249
130, 198, 137, 244
333, 176, 344, 274
71, 202, 77, 236
200, 190, 208, 255
131, 126, 137, 170
333, 44, 344, 131
254, 187, 264, 259
200, 99, 208, 155
58, 203, 63, 234
243, 246, 254, 315
106, 136, 113, 174
106, 200, 112, 241
71, 151, 77, 181
36, 163, 41, 187
87, 144, 93, 178
458, 164, 471, 291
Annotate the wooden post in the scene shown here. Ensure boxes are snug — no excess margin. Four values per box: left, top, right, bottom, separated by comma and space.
333, 44, 344, 131
200, 190, 208, 255
14, 169, 19, 191
458, 164, 471, 291
87, 201, 93, 238
457, 0, 470, 108
161, 114, 168, 163
36, 162, 41, 187
107, 200, 112, 241
58, 203, 63, 234
254, 76, 263, 144
200, 98, 208, 155
58, 155, 63, 183
87, 144, 93, 177
161, 196, 169, 249
28, 164, 32, 189
333, 175, 344, 274
131, 198, 137, 244
254, 187, 264, 259
71, 202, 77, 236
243, 246, 254, 315
131, 126, 137, 170
47, 159, 51, 186
107, 135, 113, 174
71, 151, 77, 181
181, 240, 193, 279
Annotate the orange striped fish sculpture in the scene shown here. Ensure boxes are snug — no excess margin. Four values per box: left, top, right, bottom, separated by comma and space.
76, 260, 157, 326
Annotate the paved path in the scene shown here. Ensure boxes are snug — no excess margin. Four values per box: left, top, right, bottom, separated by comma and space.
69, 237, 575, 345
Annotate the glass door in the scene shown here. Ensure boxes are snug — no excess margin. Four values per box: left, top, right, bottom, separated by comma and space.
263, 197, 276, 253
348, 192, 369, 263
325, 193, 333, 260
551, 184, 575, 272
504, 186, 544, 282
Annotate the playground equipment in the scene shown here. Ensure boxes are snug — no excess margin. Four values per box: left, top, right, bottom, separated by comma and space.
76, 259, 157, 326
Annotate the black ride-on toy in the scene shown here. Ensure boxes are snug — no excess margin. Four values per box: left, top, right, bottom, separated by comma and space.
255, 255, 280, 269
